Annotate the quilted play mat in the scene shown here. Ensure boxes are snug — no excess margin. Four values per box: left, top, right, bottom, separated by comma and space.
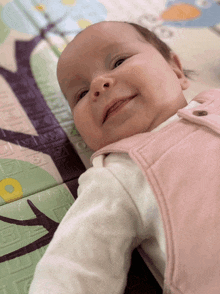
0, 0, 219, 293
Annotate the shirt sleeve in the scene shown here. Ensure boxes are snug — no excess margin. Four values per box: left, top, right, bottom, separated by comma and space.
29, 167, 145, 294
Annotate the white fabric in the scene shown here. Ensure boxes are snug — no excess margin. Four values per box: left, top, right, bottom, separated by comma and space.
29, 100, 200, 294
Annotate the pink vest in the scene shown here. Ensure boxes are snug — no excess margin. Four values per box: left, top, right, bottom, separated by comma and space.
91, 89, 220, 294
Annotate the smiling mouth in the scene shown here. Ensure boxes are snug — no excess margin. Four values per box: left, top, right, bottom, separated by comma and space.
103, 96, 136, 123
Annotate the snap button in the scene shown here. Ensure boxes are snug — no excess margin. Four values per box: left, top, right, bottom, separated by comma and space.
193, 110, 208, 116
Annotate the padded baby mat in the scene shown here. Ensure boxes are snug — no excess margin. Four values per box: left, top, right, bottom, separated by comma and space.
0, 0, 219, 293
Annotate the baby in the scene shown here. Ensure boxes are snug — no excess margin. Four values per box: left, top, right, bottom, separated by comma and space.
56, 20, 189, 151
29, 21, 220, 294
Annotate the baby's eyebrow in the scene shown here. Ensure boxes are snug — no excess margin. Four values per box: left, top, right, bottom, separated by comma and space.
65, 74, 86, 91
100, 42, 130, 53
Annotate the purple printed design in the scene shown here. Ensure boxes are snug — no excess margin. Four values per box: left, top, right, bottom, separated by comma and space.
0, 200, 59, 262
0, 19, 86, 195
0, 16, 86, 264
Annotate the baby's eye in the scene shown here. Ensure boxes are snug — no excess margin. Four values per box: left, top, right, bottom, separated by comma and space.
77, 90, 88, 102
114, 58, 126, 68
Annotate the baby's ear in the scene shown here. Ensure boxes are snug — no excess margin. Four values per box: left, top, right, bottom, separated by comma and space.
169, 52, 190, 90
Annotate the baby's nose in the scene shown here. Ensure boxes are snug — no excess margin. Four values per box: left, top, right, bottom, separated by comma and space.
93, 82, 110, 97
91, 76, 114, 98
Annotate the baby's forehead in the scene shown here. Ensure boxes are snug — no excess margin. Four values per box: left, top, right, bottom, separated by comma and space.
64, 22, 142, 52
74, 21, 135, 39
57, 21, 147, 82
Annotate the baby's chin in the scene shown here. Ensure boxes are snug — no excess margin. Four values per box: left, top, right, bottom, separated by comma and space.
88, 134, 136, 152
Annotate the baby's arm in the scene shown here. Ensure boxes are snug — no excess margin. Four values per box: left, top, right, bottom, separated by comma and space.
29, 167, 145, 294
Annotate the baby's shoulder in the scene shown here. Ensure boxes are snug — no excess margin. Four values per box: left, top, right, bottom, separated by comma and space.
80, 152, 140, 186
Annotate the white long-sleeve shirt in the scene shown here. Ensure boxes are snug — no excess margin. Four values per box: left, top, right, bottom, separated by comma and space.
29, 101, 199, 294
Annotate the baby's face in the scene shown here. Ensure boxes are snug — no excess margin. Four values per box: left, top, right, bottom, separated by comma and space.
57, 21, 189, 151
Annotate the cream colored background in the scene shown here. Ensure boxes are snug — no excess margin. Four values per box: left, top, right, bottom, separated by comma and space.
99, 0, 220, 102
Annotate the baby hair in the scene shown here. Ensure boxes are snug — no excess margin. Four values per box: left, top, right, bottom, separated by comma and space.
125, 22, 196, 80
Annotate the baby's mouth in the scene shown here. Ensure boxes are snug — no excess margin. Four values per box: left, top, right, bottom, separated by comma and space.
106, 100, 128, 118
103, 95, 136, 123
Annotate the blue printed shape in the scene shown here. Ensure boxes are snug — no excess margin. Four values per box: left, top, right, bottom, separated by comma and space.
1, 0, 107, 37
